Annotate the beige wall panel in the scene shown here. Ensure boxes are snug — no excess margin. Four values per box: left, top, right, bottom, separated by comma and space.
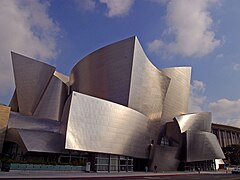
0, 105, 11, 152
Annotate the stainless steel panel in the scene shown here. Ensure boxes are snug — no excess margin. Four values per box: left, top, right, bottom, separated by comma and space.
53, 71, 69, 85
128, 37, 170, 121
186, 130, 225, 162
65, 91, 150, 158
9, 90, 18, 112
8, 112, 60, 133
70, 37, 135, 106
5, 128, 63, 153
128, 37, 170, 142
33, 75, 68, 121
59, 94, 72, 135
11, 52, 55, 115
160, 67, 191, 122
166, 121, 182, 144
175, 112, 212, 133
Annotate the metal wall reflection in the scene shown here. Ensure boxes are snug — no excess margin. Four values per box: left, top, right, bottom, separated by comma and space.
11, 52, 55, 115
186, 131, 225, 162
33, 74, 68, 121
160, 67, 191, 123
175, 112, 212, 133
70, 37, 135, 107
65, 91, 150, 159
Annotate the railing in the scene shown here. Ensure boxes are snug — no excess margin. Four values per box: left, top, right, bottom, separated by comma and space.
10, 163, 86, 171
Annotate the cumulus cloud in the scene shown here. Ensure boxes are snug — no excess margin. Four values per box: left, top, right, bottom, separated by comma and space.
209, 99, 240, 127
189, 80, 207, 112
148, 0, 221, 57
100, 0, 135, 17
148, 39, 164, 52
0, 0, 59, 103
75, 0, 96, 11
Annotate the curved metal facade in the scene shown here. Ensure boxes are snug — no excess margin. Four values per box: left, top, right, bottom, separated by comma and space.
11, 52, 56, 115
128, 37, 170, 121
8, 112, 60, 133
5, 36, 224, 172
160, 67, 191, 122
65, 91, 149, 158
186, 131, 225, 162
175, 112, 212, 133
70, 37, 170, 124
5, 128, 63, 153
70, 37, 135, 107
165, 112, 225, 163
5, 112, 62, 154
33, 75, 68, 121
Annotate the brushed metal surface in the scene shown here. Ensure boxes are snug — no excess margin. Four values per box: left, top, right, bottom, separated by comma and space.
33, 75, 68, 121
65, 91, 150, 159
70, 37, 170, 143
175, 112, 212, 133
186, 130, 225, 162
9, 90, 18, 112
6, 37, 226, 170
128, 37, 170, 121
70, 37, 135, 106
59, 94, 72, 135
6, 112, 63, 153
11, 52, 55, 115
5, 128, 63, 153
160, 67, 191, 123
8, 112, 60, 133
165, 112, 224, 164
53, 71, 69, 85
128, 37, 170, 143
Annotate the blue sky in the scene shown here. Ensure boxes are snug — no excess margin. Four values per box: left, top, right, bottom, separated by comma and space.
0, 0, 240, 126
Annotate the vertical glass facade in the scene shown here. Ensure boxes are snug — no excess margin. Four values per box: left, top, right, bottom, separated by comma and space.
95, 153, 133, 172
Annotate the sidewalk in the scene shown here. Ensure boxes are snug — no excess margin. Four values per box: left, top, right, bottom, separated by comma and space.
0, 170, 228, 179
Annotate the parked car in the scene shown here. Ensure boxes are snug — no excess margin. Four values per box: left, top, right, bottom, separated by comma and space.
232, 167, 240, 174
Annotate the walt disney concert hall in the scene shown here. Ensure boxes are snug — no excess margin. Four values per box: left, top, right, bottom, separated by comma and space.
0, 36, 225, 172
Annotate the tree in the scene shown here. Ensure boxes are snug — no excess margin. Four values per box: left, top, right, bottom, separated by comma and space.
222, 144, 240, 165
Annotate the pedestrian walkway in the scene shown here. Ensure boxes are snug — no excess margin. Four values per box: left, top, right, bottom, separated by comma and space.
0, 170, 228, 179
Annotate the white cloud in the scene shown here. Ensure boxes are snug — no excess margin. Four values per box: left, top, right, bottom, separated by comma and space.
148, 0, 221, 57
75, 0, 96, 11
0, 0, 59, 103
189, 80, 207, 112
100, 0, 135, 17
233, 64, 240, 71
209, 98, 240, 127
148, 39, 164, 52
